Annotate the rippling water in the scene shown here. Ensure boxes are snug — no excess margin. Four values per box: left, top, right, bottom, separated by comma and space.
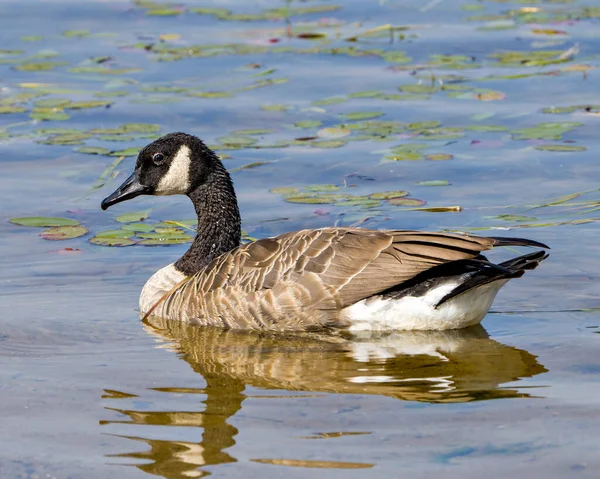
1, 0, 600, 478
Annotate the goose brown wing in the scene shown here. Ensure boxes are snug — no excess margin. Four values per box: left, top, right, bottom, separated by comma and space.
157, 228, 501, 329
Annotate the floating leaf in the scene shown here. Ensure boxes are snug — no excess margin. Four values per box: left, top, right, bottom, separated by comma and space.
534, 144, 586, 152
425, 154, 453, 161
0, 105, 27, 114
90, 237, 136, 247
29, 110, 70, 121
121, 123, 161, 133
260, 104, 289, 111
34, 98, 71, 108
342, 112, 384, 121
313, 96, 347, 106
218, 136, 258, 147
512, 122, 582, 140
317, 127, 351, 139
415, 180, 450, 186
285, 196, 338, 204
304, 184, 341, 192
336, 199, 381, 208
121, 223, 154, 233
232, 129, 274, 136
95, 229, 134, 238
311, 140, 347, 148
63, 30, 90, 37
76, 146, 111, 155
270, 187, 300, 195
40, 225, 88, 240
109, 147, 140, 157
230, 161, 269, 172
14, 61, 68, 71
388, 198, 427, 206
10, 217, 79, 227
369, 191, 409, 199
115, 210, 151, 223
295, 120, 322, 129
66, 100, 113, 110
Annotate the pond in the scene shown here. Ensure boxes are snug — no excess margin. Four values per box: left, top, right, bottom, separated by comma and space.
1, 0, 600, 477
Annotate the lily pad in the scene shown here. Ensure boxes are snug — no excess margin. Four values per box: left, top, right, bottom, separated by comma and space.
317, 127, 351, 139
415, 180, 450, 186
295, 120, 322, 129
369, 191, 409, 199
115, 209, 151, 223
388, 198, 427, 206
0, 105, 27, 114
95, 229, 134, 238
138, 238, 192, 245
89, 237, 136, 247
10, 216, 79, 227
121, 223, 154, 233
425, 154, 453, 161
76, 146, 111, 155
217, 136, 258, 147
342, 112, 384, 121
40, 225, 88, 240
310, 140, 347, 148
534, 144, 587, 152
109, 147, 141, 157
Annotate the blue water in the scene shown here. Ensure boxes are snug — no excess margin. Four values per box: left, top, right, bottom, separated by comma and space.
1, 1, 600, 477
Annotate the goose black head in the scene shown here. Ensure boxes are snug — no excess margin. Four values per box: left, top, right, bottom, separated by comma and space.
101, 132, 218, 210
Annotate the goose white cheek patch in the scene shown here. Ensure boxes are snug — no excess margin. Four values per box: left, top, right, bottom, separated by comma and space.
156, 144, 191, 195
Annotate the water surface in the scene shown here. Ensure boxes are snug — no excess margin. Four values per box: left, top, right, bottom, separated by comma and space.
1, 0, 600, 477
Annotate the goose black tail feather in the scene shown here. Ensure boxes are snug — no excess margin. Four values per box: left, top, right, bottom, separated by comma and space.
489, 236, 550, 250
435, 250, 549, 308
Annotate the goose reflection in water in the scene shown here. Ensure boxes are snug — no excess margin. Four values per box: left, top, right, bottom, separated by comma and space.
102, 319, 547, 478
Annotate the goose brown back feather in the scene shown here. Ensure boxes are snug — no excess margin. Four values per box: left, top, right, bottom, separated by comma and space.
151, 228, 507, 330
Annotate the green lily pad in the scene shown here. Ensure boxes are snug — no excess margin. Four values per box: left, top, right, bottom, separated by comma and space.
270, 187, 300, 195
10, 216, 79, 227
188, 91, 233, 98
336, 198, 381, 208
342, 112, 384, 121
95, 229, 134, 239
317, 127, 351, 139
76, 146, 111, 155
121, 223, 154, 233
285, 196, 338, 204
260, 104, 289, 111
415, 180, 450, 186
295, 120, 322, 129
232, 129, 274, 136
388, 198, 427, 206
40, 225, 88, 240
310, 140, 347, 148
304, 184, 341, 192
121, 123, 161, 133
313, 96, 348, 106
115, 209, 151, 223
217, 136, 258, 147
425, 154, 453, 161
96, 135, 135, 142
14, 61, 68, 71
512, 122, 582, 140
63, 30, 90, 37
34, 98, 71, 108
89, 237, 136, 247
29, 111, 70, 121
0, 105, 27, 114
386, 151, 424, 161
534, 144, 587, 152
109, 147, 141, 157
369, 191, 409, 199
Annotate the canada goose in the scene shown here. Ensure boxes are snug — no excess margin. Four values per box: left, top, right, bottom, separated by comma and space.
101, 132, 549, 331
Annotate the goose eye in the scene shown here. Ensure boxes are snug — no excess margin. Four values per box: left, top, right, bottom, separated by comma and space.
152, 153, 165, 165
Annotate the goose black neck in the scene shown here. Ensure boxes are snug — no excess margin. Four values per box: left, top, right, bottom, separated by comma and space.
175, 162, 241, 276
